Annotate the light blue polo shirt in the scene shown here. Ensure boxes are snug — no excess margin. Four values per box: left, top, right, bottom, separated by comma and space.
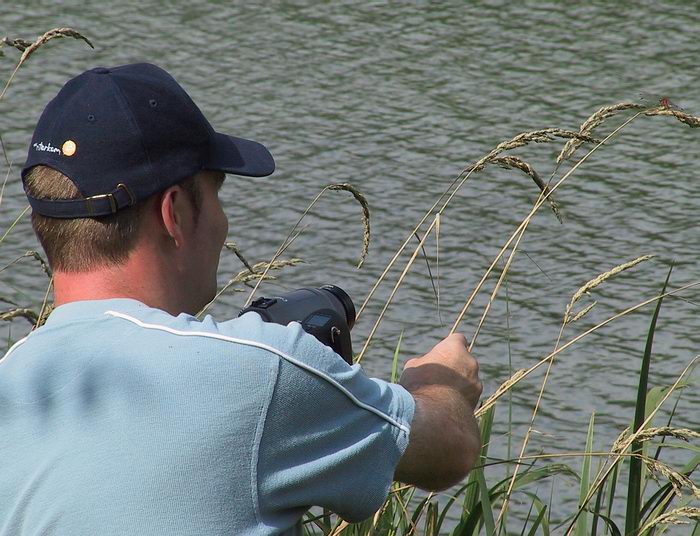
0, 299, 414, 535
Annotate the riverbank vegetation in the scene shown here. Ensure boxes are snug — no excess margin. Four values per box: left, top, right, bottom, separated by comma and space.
1, 29, 698, 535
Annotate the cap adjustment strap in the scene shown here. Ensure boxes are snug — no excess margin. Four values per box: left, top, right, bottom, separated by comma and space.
26, 182, 138, 219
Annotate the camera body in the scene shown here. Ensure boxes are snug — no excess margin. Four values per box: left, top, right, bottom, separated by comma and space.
238, 285, 356, 365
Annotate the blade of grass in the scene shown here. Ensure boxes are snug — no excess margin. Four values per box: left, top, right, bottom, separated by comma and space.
0, 205, 30, 248
408, 495, 432, 534
455, 464, 579, 536
590, 511, 622, 536
520, 499, 537, 536
390, 330, 403, 383
606, 463, 620, 534
436, 480, 477, 534
590, 458, 605, 536
639, 385, 688, 505
435, 213, 442, 326
413, 230, 441, 325
576, 412, 596, 536
476, 461, 496, 536
526, 502, 548, 536
651, 387, 688, 462
424, 501, 438, 535
0, 159, 12, 207
0, 133, 10, 168
625, 264, 673, 535
462, 405, 495, 517
504, 274, 514, 478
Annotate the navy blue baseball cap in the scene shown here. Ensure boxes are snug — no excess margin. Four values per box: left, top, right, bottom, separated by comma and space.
21, 63, 275, 218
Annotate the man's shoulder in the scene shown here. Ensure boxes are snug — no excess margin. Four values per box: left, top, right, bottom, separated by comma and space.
1, 300, 279, 364
3, 298, 352, 382
96, 302, 346, 373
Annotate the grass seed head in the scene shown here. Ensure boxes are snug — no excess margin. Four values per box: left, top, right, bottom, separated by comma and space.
493, 156, 563, 223
327, 183, 370, 269
640, 507, 700, 533
469, 129, 596, 174
224, 241, 254, 274
476, 368, 528, 416
0, 308, 39, 325
18, 28, 94, 66
227, 258, 303, 287
635, 426, 700, 443
611, 427, 630, 454
565, 301, 597, 324
643, 458, 697, 498
557, 103, 645, 164
645, 107, 700, 128
565, 255, 654, 318
0, 37, 34, 53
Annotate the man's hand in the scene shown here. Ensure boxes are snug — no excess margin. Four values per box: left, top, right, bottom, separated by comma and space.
394, 334, 483, 491
399, 333, 482, 409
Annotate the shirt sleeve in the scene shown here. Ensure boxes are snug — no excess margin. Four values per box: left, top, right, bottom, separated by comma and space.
254, 319, 415, 525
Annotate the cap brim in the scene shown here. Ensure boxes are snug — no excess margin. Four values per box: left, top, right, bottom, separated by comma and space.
205, 131, 275, 177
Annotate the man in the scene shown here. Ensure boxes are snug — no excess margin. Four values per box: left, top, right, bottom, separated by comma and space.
0, 63, 482, 535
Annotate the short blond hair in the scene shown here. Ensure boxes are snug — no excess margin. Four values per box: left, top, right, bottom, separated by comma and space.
24, 165, 200, 272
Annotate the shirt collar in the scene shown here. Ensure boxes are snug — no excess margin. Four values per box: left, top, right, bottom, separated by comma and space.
43, 298, 152, 326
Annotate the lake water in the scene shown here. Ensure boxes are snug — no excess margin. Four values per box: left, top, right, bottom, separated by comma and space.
1, 2, 698, 532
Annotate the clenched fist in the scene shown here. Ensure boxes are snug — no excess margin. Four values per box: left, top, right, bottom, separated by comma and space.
399, 333, 482, 410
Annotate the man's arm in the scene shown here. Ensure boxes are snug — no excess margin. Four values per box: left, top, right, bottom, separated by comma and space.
394, 333, 483, 491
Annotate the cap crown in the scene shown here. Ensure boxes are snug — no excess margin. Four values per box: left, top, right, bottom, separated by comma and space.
22, 63, 215, 216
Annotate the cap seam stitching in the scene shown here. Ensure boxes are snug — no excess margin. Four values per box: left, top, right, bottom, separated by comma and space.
107, 74, 157, 192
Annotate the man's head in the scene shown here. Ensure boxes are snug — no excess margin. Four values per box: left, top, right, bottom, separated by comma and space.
23, 164, 202, 272
21, 63, 274, 312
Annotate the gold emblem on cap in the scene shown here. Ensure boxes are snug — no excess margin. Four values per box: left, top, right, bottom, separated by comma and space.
62, 140, 77, 157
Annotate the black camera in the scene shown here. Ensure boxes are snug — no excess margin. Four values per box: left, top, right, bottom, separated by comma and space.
238, 285, 356, 365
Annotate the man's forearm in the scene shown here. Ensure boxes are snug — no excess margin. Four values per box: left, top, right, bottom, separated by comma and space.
394, 385, 481, 490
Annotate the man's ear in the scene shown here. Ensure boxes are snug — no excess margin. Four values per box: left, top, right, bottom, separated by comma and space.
159, 185, 193, 248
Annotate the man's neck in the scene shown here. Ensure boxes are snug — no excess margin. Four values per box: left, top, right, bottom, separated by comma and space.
53, 257, 189, 316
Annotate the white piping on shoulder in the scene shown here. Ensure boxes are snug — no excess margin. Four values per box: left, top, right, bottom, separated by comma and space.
0, 336, 29, 364
105, 310, 410, 434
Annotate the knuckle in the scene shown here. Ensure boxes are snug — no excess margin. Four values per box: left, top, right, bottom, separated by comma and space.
465, 353, 479, 374
452, 333, 468, 345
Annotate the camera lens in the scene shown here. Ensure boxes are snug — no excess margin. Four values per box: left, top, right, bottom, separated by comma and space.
321, 285, 356, 330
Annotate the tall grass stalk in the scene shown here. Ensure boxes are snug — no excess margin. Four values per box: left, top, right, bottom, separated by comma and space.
476, 279, 700, 418
358, 112, 642, 363
564, 354, 699, 535
0, 205, 30, 247
449, 112, 643, 337
356, 129, 594, 323
356, 213, 438, 362
576, 413, 596, 536
496, 255, 657, 528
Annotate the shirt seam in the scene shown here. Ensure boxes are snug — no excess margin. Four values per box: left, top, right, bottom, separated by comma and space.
251, 354, 279, 526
